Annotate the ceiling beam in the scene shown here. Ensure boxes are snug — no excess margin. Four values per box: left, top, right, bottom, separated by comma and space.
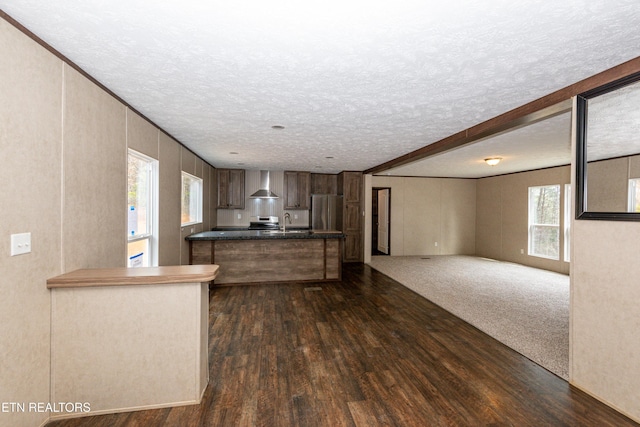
365, 56, 640, 175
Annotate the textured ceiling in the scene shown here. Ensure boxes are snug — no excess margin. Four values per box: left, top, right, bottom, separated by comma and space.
384, 111, 573, 178
1, 1, 640, 174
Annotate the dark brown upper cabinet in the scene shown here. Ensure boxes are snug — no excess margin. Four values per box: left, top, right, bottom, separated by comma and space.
310, 173, 338, 195
217, 169, 245, 209
283, 171, 311, 210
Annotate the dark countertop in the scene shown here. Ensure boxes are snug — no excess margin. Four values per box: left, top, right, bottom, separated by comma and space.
186, 230, 345, 241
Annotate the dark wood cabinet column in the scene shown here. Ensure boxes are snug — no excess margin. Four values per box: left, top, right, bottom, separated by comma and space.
338, 171, 363, 262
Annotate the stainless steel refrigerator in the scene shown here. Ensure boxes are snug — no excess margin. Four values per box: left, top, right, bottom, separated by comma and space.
310, 194, 343, 232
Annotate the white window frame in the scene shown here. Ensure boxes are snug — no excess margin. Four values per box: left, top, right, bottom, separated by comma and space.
181, 171, 203, 226
528, 184, 560, 260
563, 183, 571, 263
127, 149, 159, 267
628, 178, 640, 213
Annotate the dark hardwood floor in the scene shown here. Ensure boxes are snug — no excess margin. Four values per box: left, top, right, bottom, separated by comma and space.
49, 264, 638, 426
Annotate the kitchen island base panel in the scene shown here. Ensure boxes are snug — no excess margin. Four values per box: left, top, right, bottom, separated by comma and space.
191, 238, 342, 284
216, 239, 324, 283
325, 239, 340, 279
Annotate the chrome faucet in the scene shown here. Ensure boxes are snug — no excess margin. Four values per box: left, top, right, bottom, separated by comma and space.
283, 213, 292, 232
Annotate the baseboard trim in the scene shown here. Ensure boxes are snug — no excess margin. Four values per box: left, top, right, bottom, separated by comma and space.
47, 398, 201, 422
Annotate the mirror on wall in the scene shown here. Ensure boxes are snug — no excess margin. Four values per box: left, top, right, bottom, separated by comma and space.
576, 71, 640, 220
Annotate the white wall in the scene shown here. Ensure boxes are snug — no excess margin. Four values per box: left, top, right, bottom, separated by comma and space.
476, 165, 571, 274
63, 66, 127, 270
571, 220, 640, 421
364, 175, 476, 261
0, 17, 214, 426
0, 18, 61, 427
570, 96, 640, 422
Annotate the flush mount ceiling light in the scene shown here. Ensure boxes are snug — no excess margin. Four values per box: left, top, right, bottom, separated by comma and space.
271, 125, 285, 130
484, 157, 502, 166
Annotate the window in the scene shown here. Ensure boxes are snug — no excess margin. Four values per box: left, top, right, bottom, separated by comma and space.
564, 184, 571, 262
628, 178, 640, 212
181, 171, 203, 226
528, 185, 560, 260
127, 150, 158, 267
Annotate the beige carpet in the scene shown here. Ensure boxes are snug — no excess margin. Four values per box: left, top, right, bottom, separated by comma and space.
368, 255, 569, 380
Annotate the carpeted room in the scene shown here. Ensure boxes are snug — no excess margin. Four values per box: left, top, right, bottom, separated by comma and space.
368, 255, 569, 379
365, 139, 573, 380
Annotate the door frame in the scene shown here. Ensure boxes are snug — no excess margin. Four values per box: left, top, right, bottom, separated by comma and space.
371, 187, 391, 256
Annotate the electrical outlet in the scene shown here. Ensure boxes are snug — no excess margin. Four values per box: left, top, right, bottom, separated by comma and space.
434, 242, 438, 247
11, 232, 31, 256
520, 249, 524, 254
294, 214, 298, 219
237, 213, 242, 219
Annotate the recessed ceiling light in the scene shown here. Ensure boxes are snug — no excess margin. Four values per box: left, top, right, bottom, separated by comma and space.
325, 156, 334, 159
229, 152, 238, 154
271, 125, 285, 130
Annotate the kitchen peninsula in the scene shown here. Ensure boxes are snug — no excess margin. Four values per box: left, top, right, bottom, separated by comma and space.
187, 230, 344, 285
46, 265, 218, 418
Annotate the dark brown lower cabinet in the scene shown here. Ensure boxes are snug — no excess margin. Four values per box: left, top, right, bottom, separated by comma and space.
343, 233, 363, 262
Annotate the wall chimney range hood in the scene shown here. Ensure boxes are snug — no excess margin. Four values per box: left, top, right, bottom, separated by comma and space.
250, 170, 279, 199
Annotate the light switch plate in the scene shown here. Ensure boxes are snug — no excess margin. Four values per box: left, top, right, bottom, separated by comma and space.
11, 232, 31, 256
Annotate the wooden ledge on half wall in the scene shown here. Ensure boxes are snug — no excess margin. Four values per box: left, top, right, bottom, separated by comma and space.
46, 264, 219, 288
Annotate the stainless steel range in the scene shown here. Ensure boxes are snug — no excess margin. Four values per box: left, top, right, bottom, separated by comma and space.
248, 216, 280, 230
